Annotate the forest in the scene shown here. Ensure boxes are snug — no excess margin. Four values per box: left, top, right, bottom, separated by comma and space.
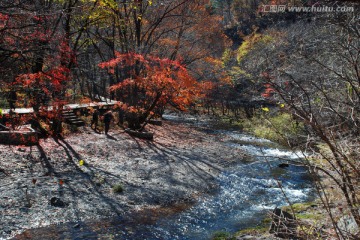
0, 0, 359, 239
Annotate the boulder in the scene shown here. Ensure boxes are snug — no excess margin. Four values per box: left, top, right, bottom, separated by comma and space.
269, 207, 297, 239
278, 163, 290, 168
50, 197, 68, 208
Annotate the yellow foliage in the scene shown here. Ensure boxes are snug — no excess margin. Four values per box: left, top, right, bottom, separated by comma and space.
222, 48, 233, 67
237, 34, 274, 63
229, 66, 251, 78
237, 39, 251, 63
205, 57, 222, 67
99, 0, 117, 9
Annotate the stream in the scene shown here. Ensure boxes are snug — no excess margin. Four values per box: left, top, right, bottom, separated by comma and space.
13, 115, 314, 240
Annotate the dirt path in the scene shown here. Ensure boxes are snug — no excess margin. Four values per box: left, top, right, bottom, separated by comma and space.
0, 120, 245, 239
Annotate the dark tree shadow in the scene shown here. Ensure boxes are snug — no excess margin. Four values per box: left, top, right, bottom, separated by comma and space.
106, 134, 118, 141
36, 144, 56, 176
51, 137, 124, 217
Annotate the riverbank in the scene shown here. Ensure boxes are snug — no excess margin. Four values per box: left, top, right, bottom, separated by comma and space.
0, 120, 246, 239
212, 110, 359, 240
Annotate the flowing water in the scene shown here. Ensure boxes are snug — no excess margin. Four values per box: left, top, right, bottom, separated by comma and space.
14, 115, 314, 239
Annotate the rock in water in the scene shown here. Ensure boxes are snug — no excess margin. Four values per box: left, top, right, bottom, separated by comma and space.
278, 163, 289, 168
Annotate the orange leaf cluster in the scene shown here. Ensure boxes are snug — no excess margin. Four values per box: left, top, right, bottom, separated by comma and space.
262, 83, 275, 98
100, 52, 199, 113
15, 66, 70, 93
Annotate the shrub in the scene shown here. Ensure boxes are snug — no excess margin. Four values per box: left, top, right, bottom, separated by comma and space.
112, 184, 124, 194
243, 112, 305, 147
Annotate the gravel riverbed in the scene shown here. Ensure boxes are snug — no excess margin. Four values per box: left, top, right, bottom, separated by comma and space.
0, 120, 245, 239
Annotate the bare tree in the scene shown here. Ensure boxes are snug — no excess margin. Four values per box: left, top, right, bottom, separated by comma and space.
239, 10, 360, 239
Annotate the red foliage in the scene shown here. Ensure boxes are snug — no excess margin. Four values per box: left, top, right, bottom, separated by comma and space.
99, 52, 199, 126
26, 29, 52, 42
15, 66, 70, 93
0, 13, 9, 30
60, 40, 76, 65
262, 83, 275, 98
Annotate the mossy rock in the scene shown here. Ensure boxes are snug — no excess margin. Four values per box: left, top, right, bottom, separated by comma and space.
211, 231, 235, 240
235, 225, 269, 236
296, 213, 322, 221
282, 202, 316, 213
281, 202, 323, 221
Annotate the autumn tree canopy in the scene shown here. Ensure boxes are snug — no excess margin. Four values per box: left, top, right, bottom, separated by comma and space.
0, 0, 76, 113
0, 0, 228, 126
99, 52, 199, 129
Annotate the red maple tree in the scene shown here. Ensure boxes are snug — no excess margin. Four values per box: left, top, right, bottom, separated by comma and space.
99, 52, 199, 129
